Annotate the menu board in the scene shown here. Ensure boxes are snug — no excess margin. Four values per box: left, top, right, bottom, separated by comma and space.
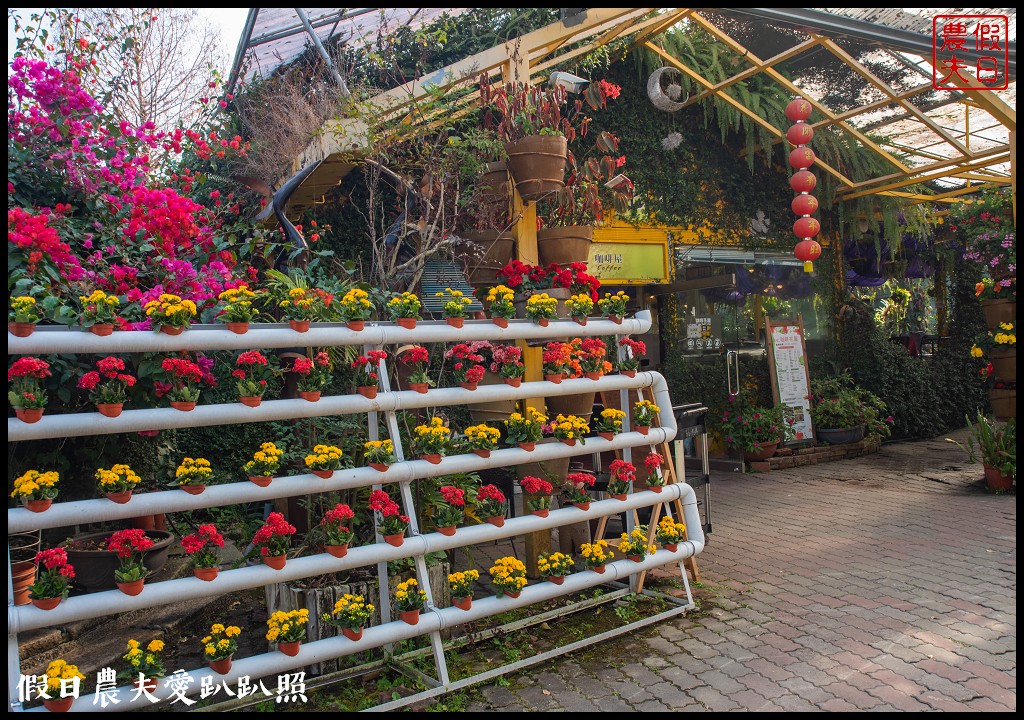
765, 316, 814, 444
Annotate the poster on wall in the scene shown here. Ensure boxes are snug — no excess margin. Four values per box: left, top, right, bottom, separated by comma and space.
765, 315, 814, 444
684, 316, 723, 351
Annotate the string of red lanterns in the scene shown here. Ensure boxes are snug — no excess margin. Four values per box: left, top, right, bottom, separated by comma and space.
786, 97, 821, 273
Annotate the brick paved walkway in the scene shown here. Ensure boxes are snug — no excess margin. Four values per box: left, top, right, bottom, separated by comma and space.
466, 430, 1017, 711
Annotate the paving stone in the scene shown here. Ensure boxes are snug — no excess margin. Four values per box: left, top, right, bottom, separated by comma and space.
686, 684, 741, 712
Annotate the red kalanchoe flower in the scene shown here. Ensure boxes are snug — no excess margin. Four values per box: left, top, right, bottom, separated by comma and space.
644, 453, 664, 473
8, 357, 52, 380
477, 484, 506, 503
519, 476, 553, 495
401, 346, 430, 365
107, 529, 155, 558
439, 485, 466, 507
323, 503, 355, 525
566, 472, 596, 488
609, 460, 636, 483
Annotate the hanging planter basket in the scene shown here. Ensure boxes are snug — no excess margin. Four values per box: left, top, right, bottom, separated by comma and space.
504, 135, 568, 201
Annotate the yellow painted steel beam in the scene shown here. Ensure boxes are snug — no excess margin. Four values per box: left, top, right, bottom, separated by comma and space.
627, 8, 694, 50
844, 143, 1009, 191
816, 36, 972, 157
840, 152, 1011, 200
891, 183, 1002, 205
689, 13, 909, 173
645, 42, 853, 187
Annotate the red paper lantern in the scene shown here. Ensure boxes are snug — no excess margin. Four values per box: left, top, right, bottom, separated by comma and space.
788, 147, 816, 169
789, 170, 816, 193
786, 123, 814, 145
794, 239, 822, 272
791, 194, 818, 216
793, 217, 820, 239
785, 98, 813, 122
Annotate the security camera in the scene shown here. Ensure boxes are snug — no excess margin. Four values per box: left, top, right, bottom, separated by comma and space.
548, 71, 589, 94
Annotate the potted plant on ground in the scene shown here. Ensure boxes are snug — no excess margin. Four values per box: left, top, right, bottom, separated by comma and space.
79, 289, 121, 335
243, 442, 283, 486
436, 287, 473, 327
175, 456, 213, 494
386, 291, 422, 328
520, 475, 554, 517
95, 463, 141, 503
216, 285, 260, 333
489, 556, 527, 598
29, 547, 74, 610
252, 512, 297, 570
182, 524, 224, 581
8, 355, 50, 423
305, 444, 344, 478
947, 413, 1015, 491
580, 539, 614, 573
448, 569, 479, 610
202, 623, 241, 674
325, 593, 375, 641
432, 485, 466, 535
267, 608, 309, 656
107, 528, 155, 595
504, 406, 547, 451
538, 551, 574, 585
593, 407, 625, 440
370, 489, 409, 546
364, 439, 396, 471
233, 350, 274, 407
320, 503, 356, 557
395, 578, 428, 624
144, 293, 196, 335
293, 351, 331, 401
655, 515, 686, 552
8, 294, 41, 337
807, 373, 892, 444
618, 526, 656, 562
123, 638, 166, 691
721, 395, 794, 461
412, 416, 451, 463
562, 471, 596, 510
11, 468, 60, 512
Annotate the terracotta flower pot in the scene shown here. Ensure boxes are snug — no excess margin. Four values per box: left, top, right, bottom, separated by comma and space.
208, 656, 232, 675
636, 425, 650, 435
572, 501, 590, 511
572, 316, 588, 326
598, 432, 614, 441
446, 317, 465, 328
298, 390, 321, 402
357, 385, 378, 399
400, 609, 420, 625
500, 590, 522, 599
420, 453, 442, 464
226, 322, 249, 334
346, 320, 365, 331
311, 469, 334, 479
486, 515, 505, 528
325, 544, 349, 558
990, 347, 1016, 382
23, 498, 53, 513
90, 323, 115, 336
559, 438, 577, 446
611, 493, 627, 501
117, 579, 145, 596
535, 317, 550, 327
342, 627, 363, 641
506, 134, 568, 200
984, 464, 1014, 491
628, 555, 643, 563
649, 484, 664, 493
278, 640, 301, 657
981, 298, 1015, 330
453, 596, 472, 611
96, 402, 124, 417
591, 564, 606, 574
622, 370, 637, 378
503, 377, 521, 388
289, 319, 310, 332
105, 491, 133, 504
492, 317, 509, 328
459, 381, 479, 391
249, 475, 272, 487
369, 462, 391, 472
160, 325, 184, 336
170, 401, 196, 411
609, 315, 623, 325
409, 382, 429, 394
545, 373, 563, 384
437, 525, 457, 537
181, 484, 206, 495
194, 566, 219, 581
664, 543, 678, 553
262, 554, 287, 570
585, 372, 602, 381
42, 697, 74, 713
547, 576, 565, 586
531, 508, 549, 518
396, 317, 417, 329
15, 408, 44, 423
517, 442, 536, 452
239, 396, 262, 408
383, 533, 405, 547
472, 448, 491, 458
9, 321, 35, 337
743, 441, 780, 461
31, 596, 61, 611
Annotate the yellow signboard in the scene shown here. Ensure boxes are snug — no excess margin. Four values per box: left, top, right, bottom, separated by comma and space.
587, 239, 670, 284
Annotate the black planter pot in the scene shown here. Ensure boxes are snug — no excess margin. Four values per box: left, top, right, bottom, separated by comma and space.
816, 425, 866, 445
63, 530, 175, 592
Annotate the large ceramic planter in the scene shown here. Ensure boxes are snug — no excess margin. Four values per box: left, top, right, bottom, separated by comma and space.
743, 441, 780, 462
981, 298, 1015, 330
505, 134, 568, 201
989, 387, 1016, 420
989, 347, 1016, 382
63, 530, 174, 593
537, 225, 593, 267
983, 465, 1014, 491
476, 161, 512, 203
816, 425, 866, 445
460, 231, 516, 289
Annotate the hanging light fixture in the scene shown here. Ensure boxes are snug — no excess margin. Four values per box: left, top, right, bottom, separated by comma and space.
787, 97, 821, 273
